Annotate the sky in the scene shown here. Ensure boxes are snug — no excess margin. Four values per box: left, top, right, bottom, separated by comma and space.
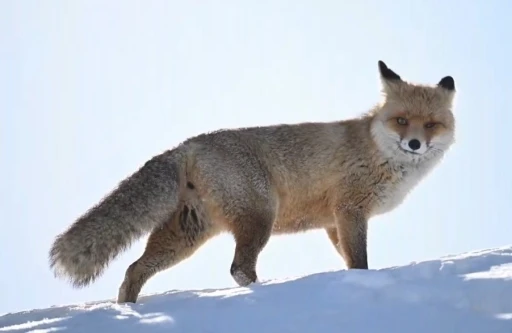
1, 0, 511, 315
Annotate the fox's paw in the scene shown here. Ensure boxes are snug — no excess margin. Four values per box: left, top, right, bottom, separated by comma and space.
117, 283, 138, 304
230, 264, 257, 287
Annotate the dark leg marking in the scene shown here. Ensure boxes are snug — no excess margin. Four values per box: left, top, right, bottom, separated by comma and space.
178, 205, 206, 247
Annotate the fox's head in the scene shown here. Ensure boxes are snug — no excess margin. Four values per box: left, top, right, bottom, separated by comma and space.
370, 60, 456, 164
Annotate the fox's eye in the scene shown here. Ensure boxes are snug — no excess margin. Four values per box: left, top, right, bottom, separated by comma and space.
396, 117, 408, 125
424, 122, 437, 129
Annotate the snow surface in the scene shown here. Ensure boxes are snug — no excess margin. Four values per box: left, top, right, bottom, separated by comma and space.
1, 246, 511, 333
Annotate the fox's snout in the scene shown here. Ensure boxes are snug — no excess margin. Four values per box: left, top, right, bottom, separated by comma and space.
407, 139, 421, 151
399, 137, 427, 155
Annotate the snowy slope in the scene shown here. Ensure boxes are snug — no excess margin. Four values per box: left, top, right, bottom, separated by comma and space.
1, 246, 511, 333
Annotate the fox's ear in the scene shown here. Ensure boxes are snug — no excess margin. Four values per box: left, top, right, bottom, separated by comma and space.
378, 60, 402, 82
378, 60, 403, 96
438, 76, 455, 91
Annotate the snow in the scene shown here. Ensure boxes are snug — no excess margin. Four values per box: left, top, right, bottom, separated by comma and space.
1, 246, 511, 333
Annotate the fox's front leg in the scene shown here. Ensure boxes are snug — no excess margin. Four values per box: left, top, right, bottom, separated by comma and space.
331, 210, 368, 269
325, 227, 343, 256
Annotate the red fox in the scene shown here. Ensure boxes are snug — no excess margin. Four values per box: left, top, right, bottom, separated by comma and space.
49, 60, 457, 303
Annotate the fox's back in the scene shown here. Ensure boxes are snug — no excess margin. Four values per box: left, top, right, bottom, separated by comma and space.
181, 119, 377, 232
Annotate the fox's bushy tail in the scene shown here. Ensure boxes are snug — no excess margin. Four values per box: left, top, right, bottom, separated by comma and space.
49, 149, 184, 288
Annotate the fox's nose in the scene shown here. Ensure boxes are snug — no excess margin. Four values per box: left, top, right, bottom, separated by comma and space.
408, 139, 421, 151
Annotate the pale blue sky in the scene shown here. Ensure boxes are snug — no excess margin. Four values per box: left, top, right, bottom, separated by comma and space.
2, 0, 511, 314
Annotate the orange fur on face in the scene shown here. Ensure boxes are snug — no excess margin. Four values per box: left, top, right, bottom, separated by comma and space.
382, 94, 455, 148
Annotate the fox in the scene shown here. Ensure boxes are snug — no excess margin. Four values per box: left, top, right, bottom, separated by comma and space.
49, 60, 456, 304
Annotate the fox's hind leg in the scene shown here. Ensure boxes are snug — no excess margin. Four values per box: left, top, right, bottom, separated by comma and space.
229, 208, 275, 287
117, 203, 218, 303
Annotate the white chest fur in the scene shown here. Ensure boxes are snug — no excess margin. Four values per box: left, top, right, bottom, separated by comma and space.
371, 160, 437, 217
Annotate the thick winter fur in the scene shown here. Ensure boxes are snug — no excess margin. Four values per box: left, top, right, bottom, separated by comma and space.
49, 60, 457, 303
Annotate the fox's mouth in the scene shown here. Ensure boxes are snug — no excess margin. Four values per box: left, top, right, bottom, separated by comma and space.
397, 144, 423, 156
400, 148, 421, 155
